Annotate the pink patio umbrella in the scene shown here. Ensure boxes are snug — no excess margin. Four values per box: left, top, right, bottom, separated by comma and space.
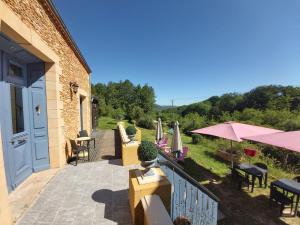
191, 121, 282, 167
243, 131, 300, 153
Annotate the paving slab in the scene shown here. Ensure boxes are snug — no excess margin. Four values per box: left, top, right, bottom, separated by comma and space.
9, 168, 59, 223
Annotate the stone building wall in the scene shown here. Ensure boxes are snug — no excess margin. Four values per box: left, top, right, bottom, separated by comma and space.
3, 0, 91, 139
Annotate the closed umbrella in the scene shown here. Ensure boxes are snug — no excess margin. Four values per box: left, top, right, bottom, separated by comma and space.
171, 121, 183, 155
156, 118, 163, 142
192, 121, 282, 167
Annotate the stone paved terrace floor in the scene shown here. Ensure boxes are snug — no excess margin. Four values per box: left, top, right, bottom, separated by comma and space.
17, 159, 137, 225
89, 130, 121, 162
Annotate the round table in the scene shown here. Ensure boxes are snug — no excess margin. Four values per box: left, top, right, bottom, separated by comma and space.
75, 136, 96, 161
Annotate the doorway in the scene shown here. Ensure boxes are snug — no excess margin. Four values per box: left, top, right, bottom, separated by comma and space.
80, 95, 85, 131
0, 34, 49, 191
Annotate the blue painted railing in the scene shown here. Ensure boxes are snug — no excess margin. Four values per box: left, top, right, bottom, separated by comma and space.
158, 152, 220, 225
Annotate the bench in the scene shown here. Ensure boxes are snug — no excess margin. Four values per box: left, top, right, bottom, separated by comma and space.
141, 195, 173, 225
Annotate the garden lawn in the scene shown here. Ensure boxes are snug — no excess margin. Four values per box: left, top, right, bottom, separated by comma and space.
98, 116, 130, 130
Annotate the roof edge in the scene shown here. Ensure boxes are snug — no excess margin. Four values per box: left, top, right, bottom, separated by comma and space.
41, 0, 91, 73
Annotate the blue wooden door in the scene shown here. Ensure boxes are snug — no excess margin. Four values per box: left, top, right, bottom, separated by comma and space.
27, 63, 49, 171
1, 53, 33, 190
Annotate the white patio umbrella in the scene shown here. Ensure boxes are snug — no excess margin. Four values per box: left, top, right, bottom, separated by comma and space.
156, 118, 163, 142
171, 121, 183, 152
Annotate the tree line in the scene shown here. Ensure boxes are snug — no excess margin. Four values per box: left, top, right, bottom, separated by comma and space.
93, 82, 300, 171
161, 85, 300, 132
92, 80, 156, 128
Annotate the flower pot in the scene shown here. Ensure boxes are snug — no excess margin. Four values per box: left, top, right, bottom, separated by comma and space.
141, 158, 157, 169
128, 134, 135, 141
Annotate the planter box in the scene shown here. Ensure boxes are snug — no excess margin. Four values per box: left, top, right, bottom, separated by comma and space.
217, 149, 241, 163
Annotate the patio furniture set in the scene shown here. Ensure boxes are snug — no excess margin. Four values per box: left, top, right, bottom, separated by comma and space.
230, 148, 300, 217
191, 121, 300, 217
69, 130, 96, 165
270, 177, 300, 216
232, 162, 268, 192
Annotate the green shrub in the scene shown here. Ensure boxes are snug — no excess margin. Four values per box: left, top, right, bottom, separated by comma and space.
126, 125, 137, 135
136, 116, 155, 129
127, 105, 145, 121
138, 141, 158, 161
181, 113, 207, 134
111, 108, 125, 121
191, 134, 202, 144
262, 146, 300, 172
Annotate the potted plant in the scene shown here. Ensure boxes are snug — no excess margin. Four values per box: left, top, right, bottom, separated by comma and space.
137, 141, 158, 176
126, 125, 137, 141
174, 216, 191, 225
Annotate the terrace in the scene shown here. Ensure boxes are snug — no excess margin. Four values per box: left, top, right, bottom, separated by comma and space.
15, 121, 300, 225
15, 129, 220, 225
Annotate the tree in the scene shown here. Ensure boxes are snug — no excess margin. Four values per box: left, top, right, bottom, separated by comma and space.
92, 80, 156, 120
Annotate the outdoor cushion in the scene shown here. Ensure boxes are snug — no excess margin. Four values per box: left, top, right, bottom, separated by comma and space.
118, 124, 130, 143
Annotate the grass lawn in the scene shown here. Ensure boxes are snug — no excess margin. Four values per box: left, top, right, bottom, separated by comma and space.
98, 117, 300, 225
98, 116, 130, 130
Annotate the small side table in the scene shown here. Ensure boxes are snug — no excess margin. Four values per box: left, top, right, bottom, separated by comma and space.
129, 168, 171, 225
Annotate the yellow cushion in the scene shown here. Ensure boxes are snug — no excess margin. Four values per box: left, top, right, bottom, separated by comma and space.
78, 151, 88, 158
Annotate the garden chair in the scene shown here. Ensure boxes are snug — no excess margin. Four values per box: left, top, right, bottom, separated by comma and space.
69, 139, 88, 166
79, 130, 89, 137
163, 146, 171, 155
269, 186, 294, 216
176, 146, 189, 162
254, 162, 268, 187
290, 175, 300, 209
157, 136, 168, 149
231, 166, 250, 190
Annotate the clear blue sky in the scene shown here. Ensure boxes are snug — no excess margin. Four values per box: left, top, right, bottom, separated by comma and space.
53, 0, 300, 106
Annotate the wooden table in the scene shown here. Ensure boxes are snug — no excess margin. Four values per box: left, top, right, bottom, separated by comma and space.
75, 136, 95, 161
129, 168, 171, 225
271, 179, 300, 217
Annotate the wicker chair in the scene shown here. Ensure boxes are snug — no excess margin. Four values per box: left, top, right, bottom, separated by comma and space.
69, 139, 88, 166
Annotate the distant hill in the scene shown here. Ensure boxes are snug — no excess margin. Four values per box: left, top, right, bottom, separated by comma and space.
155, 104, 174, 111
162, 85, 300, 116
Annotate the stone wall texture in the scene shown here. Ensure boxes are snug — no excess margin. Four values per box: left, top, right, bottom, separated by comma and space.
3, 0, 91, 139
